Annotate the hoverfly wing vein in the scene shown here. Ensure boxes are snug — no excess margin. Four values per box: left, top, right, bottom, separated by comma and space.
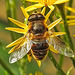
9, 41, 31, 63
48, 32, 74, 57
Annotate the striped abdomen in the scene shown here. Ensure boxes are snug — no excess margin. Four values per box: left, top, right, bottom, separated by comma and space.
31, 40, 49, 60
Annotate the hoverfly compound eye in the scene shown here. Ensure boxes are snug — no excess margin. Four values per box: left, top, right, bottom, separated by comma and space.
28, 13, 45, 21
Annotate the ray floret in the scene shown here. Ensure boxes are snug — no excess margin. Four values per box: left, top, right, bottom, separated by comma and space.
24, 3, 44, 12
6, 36, 23, 48
47, 18, 62, 30
25, 0, 69, 12
21, 6, 29, 20
27, 54, 32, 62
66, 16, 75, 19
8, 45, 19, 54
8, 17, 28, 29
37, 60, 41, 67
49, 46, 58, 53
65, 6, 75, 13
45, 8, 54, 22
41, 7, 46, 15
26, 0, 39, 2
68, 23, 75, 25
54, 0, 69, 4
5, 27, 28, 34
60, 20, 75, 24
50, 32, 66, 37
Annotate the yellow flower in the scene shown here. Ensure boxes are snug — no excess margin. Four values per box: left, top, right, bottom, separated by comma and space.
65, 6, 75, 13
6, 6, 65, 67
60, 6, 75, 36
25, 0, 69, 11
60, 6, 75, 26
65, 6, 75, 25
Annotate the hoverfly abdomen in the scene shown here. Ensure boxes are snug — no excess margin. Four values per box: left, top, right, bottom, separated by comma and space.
31, 41, 49, 60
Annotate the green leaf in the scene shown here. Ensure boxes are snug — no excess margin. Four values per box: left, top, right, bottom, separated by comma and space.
0, 46, 20, 75
0, 65, 6, 75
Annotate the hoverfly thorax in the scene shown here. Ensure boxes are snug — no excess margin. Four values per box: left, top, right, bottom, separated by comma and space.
28, 13, 47, 35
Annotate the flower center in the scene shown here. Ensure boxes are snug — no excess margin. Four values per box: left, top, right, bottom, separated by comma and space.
39, 0, 57, 6
47, 0, 57, 5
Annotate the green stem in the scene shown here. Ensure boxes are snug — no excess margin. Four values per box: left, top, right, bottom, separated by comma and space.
21, 0, 28, 7
5, 0, 20, 41
57, 4, 74, 50
0, 58, 14, 75
57, 55, 64, 75
55, 9, 66, 75
9, 0, 20, 40
55, 9, 68, 42
48, 51, 66, 75
19, 56, 28, 75
5, 0, 14, 41
46, 7, 59, 32
67, 0, 73, 15
45, 7, 65, 75
9, 0, 17, 22
20, 1, 29, 75
57, 3, 75, 67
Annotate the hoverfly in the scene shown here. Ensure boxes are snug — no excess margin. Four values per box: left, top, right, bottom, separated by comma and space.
6, 7, 74, 67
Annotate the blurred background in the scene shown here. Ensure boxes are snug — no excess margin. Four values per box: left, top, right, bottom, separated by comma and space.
0, 0, 75, 75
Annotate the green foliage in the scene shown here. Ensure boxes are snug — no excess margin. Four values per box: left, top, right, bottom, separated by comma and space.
0, 46, 20, 75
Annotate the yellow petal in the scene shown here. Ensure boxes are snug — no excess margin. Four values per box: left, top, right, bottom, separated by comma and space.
8, 33, 27, 54
47, 0, 57, 6
50, 32, 66, 37
38, 0, 46, 5
6, 36, 23, 48
8, 17, 28, 29
41, 7, 46, 16
26, 0, 39, 2
37, 60, 41, 67
66, 16, 75, 19
67, 20, 75, 23
45, 8, 54, 22
60, 20, 75, 24
8, 45, 20, 54
21, 6, 29, 20
49, 45, 58, 53
5, 27, 28, 34
65, 6, 75, 13
27, 54, 32, 62
48, 5, 55, 10
68, 23, 75, 25
47, 18, 62, 30
54, 0, 69, 4
24, 3, 44, 12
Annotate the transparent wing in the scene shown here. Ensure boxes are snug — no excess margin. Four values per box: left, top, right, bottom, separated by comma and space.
9, 33, 32, 63
48, 32, 74, 57
9, 42, 30, 63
